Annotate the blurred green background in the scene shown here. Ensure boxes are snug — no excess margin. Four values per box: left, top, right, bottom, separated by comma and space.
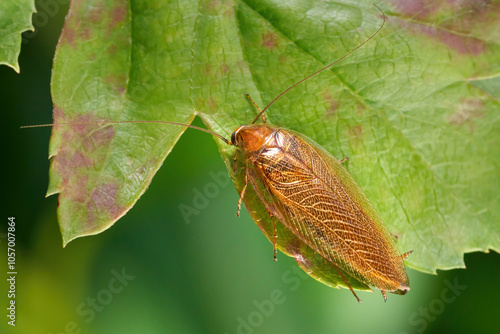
1, 2, 499, 334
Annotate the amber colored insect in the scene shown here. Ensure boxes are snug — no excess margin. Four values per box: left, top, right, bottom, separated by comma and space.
231, 122, 411, 302
23, 6, 411, 302
225, 6, 411, 302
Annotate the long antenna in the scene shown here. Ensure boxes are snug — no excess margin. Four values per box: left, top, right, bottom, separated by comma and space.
21, 120, 230, 145
251, 4, 386, 124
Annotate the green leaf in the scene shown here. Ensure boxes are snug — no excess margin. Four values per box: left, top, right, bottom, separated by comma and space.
470, 75, 500, 100
0, 0, 36, 72
49, 0, 500, 285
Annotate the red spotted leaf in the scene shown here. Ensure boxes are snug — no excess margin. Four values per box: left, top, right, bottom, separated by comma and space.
49, 0, 500, 281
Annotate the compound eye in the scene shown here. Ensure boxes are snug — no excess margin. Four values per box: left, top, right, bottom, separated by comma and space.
231, 131, 236, 145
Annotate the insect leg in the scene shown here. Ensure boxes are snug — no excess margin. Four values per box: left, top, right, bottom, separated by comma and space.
381, 290, 388, 302
236, 168, 249, 217
338, 156, 350, 164
272, 217, 278, 261
332, 265, 361, 303
402, 250, 414, 260
232, 151, 239, 174
245, 93, 267, 123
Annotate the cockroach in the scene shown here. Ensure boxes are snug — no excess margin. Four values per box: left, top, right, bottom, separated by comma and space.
23, 6, 411, 302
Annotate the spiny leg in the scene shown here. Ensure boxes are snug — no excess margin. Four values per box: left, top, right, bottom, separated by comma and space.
333, 265, 361, 303
402, 250, 414, 260
272, 217, 278, 261
236, 167, 249, 217
245, 93, 266, 123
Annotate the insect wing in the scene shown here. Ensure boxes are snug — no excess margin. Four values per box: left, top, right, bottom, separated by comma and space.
244, 162, 371, 292
251, 128, 409, 293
